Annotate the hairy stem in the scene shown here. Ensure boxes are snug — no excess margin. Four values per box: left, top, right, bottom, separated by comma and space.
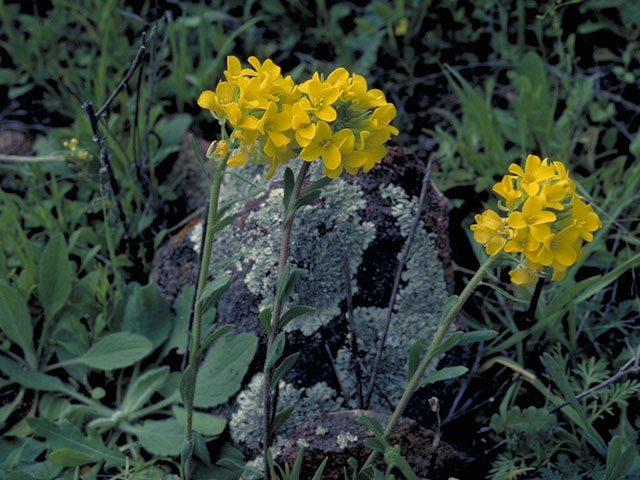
263, 161, 310, 480
184, 155, 227, 480
362, 254, 498, 470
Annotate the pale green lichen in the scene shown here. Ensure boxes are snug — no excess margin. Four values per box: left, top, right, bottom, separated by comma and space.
336, 431, 359, 449
230, 373, 341, 451
334, 183, 449, 409
214, 162, 375, 336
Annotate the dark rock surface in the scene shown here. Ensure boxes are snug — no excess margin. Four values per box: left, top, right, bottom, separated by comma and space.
277, 410, 468, 480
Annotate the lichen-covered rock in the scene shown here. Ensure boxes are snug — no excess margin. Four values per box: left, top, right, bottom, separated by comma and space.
274, 410, 467, 480
153, 139, 453, 457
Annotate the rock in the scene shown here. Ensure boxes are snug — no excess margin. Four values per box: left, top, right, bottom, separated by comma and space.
163, 135, 214, 214
153, 135, 455, 457
276, 410, 468, 479
0, 130, 33, 155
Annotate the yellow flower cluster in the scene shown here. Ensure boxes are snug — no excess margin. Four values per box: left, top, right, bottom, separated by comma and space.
63, 138, 91, 160
197, 56, 398, 178
470, 155, 602, 286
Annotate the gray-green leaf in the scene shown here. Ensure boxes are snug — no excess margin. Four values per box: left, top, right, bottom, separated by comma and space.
38, 234, 72, 321
194, 333, 257, 407
121, 367, 169, 415
78, 332, 152, 370
172, 406, 226, 436
0, 284, 35, 367
420, 366, 469, 388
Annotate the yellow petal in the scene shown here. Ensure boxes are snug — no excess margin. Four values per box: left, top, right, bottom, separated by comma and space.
197, 90, 218, 110
315, 105, 337, 122
486, 236, 506, 256
300, 143, 322, 161
268, 130, 290, 148
322, 144, 341, 170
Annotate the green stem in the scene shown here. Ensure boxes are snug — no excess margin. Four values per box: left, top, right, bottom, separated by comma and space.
184, 154, 227, 480
362, 254, 498, 471
0, 154, 65, 163
263, 161, 310, 480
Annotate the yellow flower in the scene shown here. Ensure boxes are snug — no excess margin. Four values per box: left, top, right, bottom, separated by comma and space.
507, 195, 556, 241
327, 67, 349, 90
572, 196, 601, 242
263, 139, 297, 179
247, 56, 281, 78
226, 102, 260, 130
343, 130, 388, 174
197, 81, 235, 119
344, 74, 387, 108
492, 175, 522, 208
306, 80, 340, 122
206, 140, 228, 159
508, 154, 556, 195
300, 121, 354, 173
470, 209, 511, 256
291, 99, 316, 147
257, 101, 291, 148
504, 228, 539, 255
369, 104, 399, 136
224, 55, 255, 84
509, 260, 542, 287
228, 149, 250, 167
539, 180, 571, 210
536, 226, 580, 267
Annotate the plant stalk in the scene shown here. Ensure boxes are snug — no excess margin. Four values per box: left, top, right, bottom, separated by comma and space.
263, 161, 310, 480
362, 254, 498, 470
184, 154, 227, 480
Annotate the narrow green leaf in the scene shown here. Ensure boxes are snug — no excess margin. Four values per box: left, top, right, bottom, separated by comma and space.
274, 264, 292, 306
279, 270, 300, 307
458, 330, 498, 345
420, 366, 468, 387
439, 295, 459, 321
431, 331, 463, 358
259, 307, 272, 335
291, 446, 304, 478
407, 338, 424, 383
604, 436, 637, 480
283, 166, 294, 209
271, 405, 294, 434
364, 438, 385, 453
542, 353, 606, 454
210, 215, 232, 235
28, 418, 125, 467
38, 234, 72, 321
49, 448, 98, 467
357, 415, 386, 445
0, 284, 35, 366
78, 332, 152, 370
200, 325, 234, 353
264, 332, 285, 371
279, 305, 314, 329
303, 176, 332, 194
121, 367, 169, 415
180, 365, 195, 406
293, 190, 321, 213
271, 353, 299, 391
198, 274, 231, 315
189, 135, 212, 184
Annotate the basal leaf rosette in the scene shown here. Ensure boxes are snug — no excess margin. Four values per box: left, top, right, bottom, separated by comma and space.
197, 56, 397, 179
470, 155, 602, 286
